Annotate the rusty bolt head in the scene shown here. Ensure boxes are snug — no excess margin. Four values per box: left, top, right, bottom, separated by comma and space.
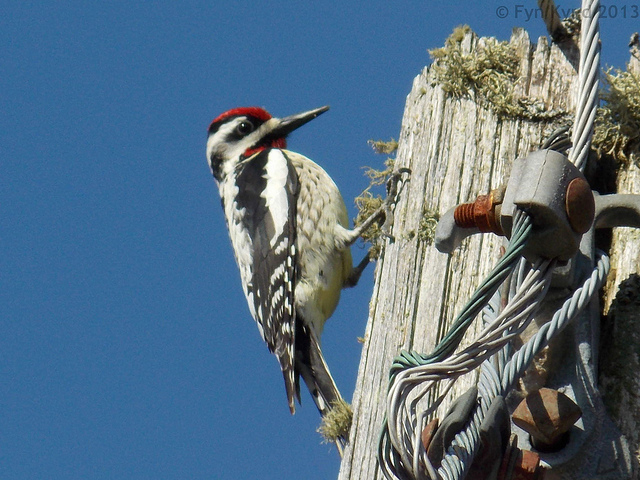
475, 189, 505, 235
565, 177, 595, 234
474, 194, 496, 233
512, 388, 582, 452
421, 418, 439, 451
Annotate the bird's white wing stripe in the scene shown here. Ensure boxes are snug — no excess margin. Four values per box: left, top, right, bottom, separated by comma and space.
261, 150, 291, 249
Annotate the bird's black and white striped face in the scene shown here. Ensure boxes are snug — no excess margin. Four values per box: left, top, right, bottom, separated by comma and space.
206, 107, 280, 181
206, 106, 330, 181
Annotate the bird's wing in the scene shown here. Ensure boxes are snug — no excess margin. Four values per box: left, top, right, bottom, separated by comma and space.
232, 148, 299, 412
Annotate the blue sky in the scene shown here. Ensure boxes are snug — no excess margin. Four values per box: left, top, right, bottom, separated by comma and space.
1, 2, 636, 479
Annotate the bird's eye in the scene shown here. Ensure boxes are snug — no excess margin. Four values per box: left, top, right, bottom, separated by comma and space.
236, 120, 255, 135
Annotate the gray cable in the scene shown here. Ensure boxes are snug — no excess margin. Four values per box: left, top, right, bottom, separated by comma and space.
569, 0, 601, 171
436, 252, 609, 479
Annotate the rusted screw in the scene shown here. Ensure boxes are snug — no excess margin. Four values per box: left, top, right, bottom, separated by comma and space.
565, 177, 595, 234
453, 187, 505, 235
512, 388, 582, 452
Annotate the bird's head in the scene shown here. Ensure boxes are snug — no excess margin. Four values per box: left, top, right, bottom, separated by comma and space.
206, 105, 329, 180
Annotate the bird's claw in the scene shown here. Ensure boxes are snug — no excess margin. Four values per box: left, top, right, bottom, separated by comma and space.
381, 168, 411, 238
385, 167, 411, 197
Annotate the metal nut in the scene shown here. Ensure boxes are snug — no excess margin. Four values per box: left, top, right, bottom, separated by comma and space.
512, 388, 582, 452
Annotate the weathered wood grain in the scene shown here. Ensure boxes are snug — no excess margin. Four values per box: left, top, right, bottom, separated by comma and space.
599, 51, 640, 465
338, 28, 582, 479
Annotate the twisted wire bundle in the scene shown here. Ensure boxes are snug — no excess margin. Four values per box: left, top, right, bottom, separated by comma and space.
378, 2, 604, 477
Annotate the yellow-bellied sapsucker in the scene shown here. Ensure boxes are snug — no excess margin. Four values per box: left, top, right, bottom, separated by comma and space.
206, 106, 395, 428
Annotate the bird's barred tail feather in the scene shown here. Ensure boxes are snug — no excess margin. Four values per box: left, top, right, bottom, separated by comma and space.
295, 322, 344, 420
280, 353, 298, 414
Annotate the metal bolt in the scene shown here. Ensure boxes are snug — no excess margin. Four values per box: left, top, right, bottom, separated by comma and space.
453, 187, 505, 235
498, 436, 545, 480
421, 418, 439, 451
565, 177, 595, 234
512, 388, 582, 452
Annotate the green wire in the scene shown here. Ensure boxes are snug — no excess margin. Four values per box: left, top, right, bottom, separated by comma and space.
389, 213, 532, 381
379, 213, 533, 478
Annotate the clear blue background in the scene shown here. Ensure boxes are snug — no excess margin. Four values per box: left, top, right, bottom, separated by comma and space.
1, 2, 635, 479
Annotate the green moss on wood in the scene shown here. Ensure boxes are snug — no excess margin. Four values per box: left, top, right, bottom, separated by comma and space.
418, 209, 440, 245
593, 67, 640, 166
429, 26, 565, 121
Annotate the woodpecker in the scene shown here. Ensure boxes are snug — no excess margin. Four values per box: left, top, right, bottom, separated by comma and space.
206, 106, 395, 427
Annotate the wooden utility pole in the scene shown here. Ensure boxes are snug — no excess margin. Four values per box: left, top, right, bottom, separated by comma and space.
338, 27, 639, 479
599, 51, 640, 465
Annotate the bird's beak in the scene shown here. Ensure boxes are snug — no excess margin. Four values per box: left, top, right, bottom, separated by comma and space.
270, 106, 330, 137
